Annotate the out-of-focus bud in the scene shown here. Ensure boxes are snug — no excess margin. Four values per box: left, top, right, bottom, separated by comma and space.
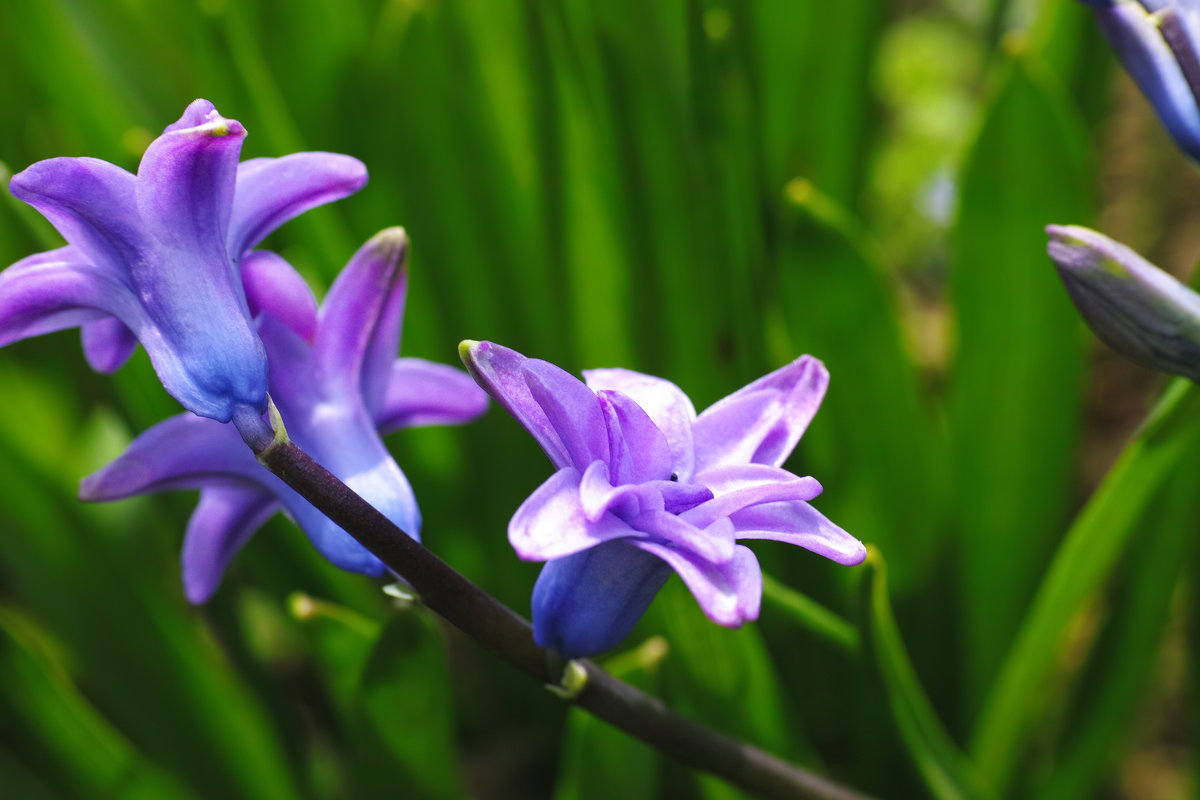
1047, 224, 1200, 381
1084, 0, 1200, 161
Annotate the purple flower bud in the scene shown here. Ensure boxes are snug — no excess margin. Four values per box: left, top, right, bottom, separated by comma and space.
1047, 224, 1200, 380
1082, 0, 1200, 161
460, 340, 865, 658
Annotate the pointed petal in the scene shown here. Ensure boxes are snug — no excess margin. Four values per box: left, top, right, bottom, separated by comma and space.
313, 228, 408, 408
597, 390, 673, 484
731, 501, 867, 565
1092, 1, 1200, 160
631, 541, 762, 626
373, 358, 489, 434
460, 340, 573, 468
241, 250, 318, 341
228, 153, 368, 255
630, 510, 736, 564
511, 465, 640, 561
133, 106, 269, 420
9, 158, 144, 277
182, 486, 279, 604
0, 249, 141, 347
164, 99, 220, 133
531, 540, 673, 658
683, 463, 823, 529
79, 413, 262, 501
82, 317, 139, 373
585, 368, 697, 479
693, 356, 828, 471
522, 358, 609, 470
136, 103, 244, 254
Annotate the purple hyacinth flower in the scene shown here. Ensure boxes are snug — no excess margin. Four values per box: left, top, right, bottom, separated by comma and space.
1082, 0, 1200, 161
1047, 224, 1200, 381
460, 341, 865, 658
80, 229, 489, 602
0, 99, 367, 421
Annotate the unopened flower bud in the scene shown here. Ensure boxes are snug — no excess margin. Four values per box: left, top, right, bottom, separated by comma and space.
1047, 224, 1200, 381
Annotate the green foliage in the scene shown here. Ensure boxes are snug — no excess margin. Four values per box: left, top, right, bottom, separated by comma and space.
0, 0, 1196, 797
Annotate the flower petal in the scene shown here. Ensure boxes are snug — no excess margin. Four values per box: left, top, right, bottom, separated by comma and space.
531, 540, 673, 658
228, 153, 368, 256
596, 389, 673, 484
511, 465, 640, 560
578, 460, 665, 522
584, 368, 697, 479
522, 358, 609, 470
9, 158, 144, 277
182, 486, 279, 604
730, 501, 867, 565
137, 103, 244, 254
460, 340, 573, 468
693, 356, 828, 471
82, 317, 139, 373
313, 228, 408, 407
79, 413, 262, 501
241, 250, 318, 341
0, 249, 143, 347
630, 510, 736, 564
631, 540, 762, 626
683, 463, 823, 529
373, 358, 490, 434
133, 105, 269, 420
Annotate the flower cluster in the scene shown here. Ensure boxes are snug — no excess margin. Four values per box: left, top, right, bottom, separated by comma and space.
1, 100, 863, 651
0, 101, 487, 600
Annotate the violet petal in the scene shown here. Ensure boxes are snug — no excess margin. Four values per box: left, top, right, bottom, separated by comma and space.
373, 358, 490, 434
228, 153, 368, 256
182, 486, 279, 604
531, 540, 673, 658
510, 465, 640, 561
731, 501, 867, 565
631, 540, 762, 626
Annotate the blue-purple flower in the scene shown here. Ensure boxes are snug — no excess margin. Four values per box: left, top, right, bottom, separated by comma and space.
460, 341, 865, 658
1082, 0, 1200, 161
1047, 223, 1200, 380
0, 99, 367, 421
80, 229, 489, 602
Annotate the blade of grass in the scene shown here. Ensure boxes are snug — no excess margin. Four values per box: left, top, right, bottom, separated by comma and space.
858, 549, 992, 800
971, 379, 1200, 790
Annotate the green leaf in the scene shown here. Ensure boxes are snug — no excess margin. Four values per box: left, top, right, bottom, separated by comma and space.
971, 380, 1200, 791
774, 180, 941, 590
0, 608, 200, 800
1033, 449, 1200, 800
858, 550, 991, 800
948, 50, 1091, 714
761, 572, 859, 653
356, 609, 464, 800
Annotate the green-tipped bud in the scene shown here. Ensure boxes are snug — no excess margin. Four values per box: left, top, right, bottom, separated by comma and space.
1047, 224, 1200, 381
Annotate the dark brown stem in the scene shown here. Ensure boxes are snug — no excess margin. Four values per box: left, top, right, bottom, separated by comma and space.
239, 412, 871, 800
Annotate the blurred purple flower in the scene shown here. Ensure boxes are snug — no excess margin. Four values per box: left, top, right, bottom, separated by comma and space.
81, 229, 489, 602
0, 98, 367, 421
460, 341, 865, 658
1082, 0, 1200, 160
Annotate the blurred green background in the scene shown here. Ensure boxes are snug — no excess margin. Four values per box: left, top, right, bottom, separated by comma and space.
2, 0, 1200, 797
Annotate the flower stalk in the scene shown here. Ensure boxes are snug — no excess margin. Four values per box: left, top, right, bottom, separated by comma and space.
240, 409, 871, 800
